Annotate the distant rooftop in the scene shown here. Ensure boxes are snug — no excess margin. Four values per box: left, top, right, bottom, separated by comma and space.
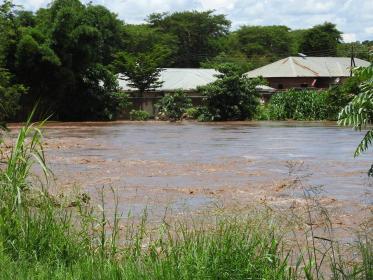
118, 68, 219, 91
245, 57, 371, 78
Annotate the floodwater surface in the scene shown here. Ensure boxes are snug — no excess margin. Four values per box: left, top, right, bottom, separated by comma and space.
8, 121, 372, 215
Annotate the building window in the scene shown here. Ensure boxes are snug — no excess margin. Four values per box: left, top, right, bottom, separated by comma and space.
278, 84, 283, 89
301, 83, 308, 88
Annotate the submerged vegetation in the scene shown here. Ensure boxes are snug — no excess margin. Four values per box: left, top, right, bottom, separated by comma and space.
129, 109, 151, 121
156, 90, 192, 121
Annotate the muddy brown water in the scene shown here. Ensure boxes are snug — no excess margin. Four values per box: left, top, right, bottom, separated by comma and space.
6, 121, 373, 218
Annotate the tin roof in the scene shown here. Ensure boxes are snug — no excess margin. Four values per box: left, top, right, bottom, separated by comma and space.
118, 68, 219, 91
245, 57, 371, 78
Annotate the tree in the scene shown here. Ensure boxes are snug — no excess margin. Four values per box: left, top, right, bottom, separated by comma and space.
0, 1, 27, 123
198, 64, 263, 121
337, 41, 373, 62
147, 11, 230, 67
156, 90, 192, 121
122, 24, 177, 65
300, 22, 342, 56
0, 67, 26, 122
112, 46, 170, 106
4, 0, 127, 120
236, 25, 293, 65
201, 51, 253, 73
338, 64, 373, 175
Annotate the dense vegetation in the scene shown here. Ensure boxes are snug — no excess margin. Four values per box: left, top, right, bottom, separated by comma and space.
156, 90, 192, 121
198, 64, 263, 121
0, 0, 371, 122
265, 90, 330, 121
251, 67, 372, 122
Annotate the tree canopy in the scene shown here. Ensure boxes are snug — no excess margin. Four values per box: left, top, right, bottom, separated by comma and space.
0, 0, 369, 122
299, 22, 342, 56
147, 11, 231, 68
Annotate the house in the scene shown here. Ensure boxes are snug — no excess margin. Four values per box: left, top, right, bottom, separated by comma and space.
118, 68, 277, 114
245, 56, 371, 90
118, 68, 219, 114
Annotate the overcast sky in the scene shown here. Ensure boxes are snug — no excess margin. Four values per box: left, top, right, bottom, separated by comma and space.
14, 0, 373, 42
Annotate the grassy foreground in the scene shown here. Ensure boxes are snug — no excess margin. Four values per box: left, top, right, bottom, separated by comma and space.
0, 121, 371, 279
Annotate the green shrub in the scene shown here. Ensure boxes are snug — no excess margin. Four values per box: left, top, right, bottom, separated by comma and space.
198, 64, 263, 121
185, 107, 199, 119
254, 104, 271, 120
129, 109, 151, 120
326, 73, 368, 120
268, 89, 330, 120
156, 90, 192, 121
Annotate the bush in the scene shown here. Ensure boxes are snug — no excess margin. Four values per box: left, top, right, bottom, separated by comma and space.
156, 90, 192, 121
254, 104, 271, 120
198, 64, 263, 121
185, 107, 199, 119
268, 89, 330, 120
129, 109, 151, 120
326, 74, 366, 120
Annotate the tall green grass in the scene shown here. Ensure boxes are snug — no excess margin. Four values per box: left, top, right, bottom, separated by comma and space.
0, 119, 371, 279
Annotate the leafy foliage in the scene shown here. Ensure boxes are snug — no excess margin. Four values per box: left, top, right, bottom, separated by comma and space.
122, 24, 177, 64
268, 89, 330, 120
185, 107, 200, 119
337, 41, 373, 62
325, 72, 369, 120
338, 65, 373, 158
0, 67, 26, 122
235, 25, 293, 67
112, 48, 168, 95
129, 109, 151, 121
300, 22, 342, 56
198, 64, 262, 121
148, 11, 231, 68
201, 51, 253, 73
1, 0, 126, 121
156, 90, 192, 121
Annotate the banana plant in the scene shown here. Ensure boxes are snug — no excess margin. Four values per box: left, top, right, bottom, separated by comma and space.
338, 63, 373, 175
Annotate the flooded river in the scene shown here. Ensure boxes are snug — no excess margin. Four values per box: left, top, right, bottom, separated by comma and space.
8, 121, 372, 216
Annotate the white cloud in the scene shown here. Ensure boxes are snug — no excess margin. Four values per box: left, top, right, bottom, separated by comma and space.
199, 0, 236, 11
342, 33, 357, 43
365, 27, 373, 34
13, 0, 373, 41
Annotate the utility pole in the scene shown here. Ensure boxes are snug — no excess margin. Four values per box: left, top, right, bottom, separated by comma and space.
350, 44, 356, 77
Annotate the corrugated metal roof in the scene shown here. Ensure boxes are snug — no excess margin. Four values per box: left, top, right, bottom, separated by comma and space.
245, 57, 371, 78
118, 68, 219, 91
